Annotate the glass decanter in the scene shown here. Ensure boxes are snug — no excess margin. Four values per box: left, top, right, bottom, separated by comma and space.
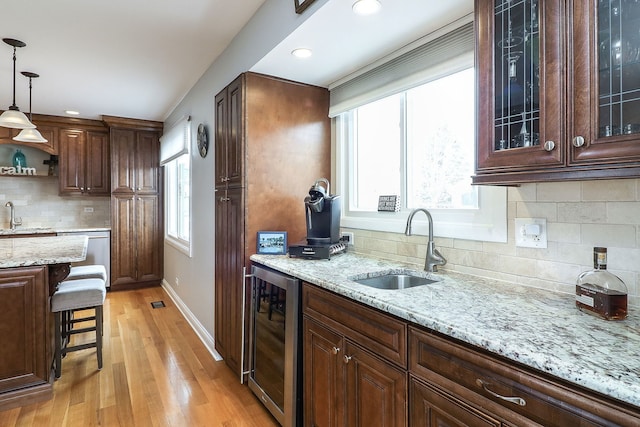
576, 247, 628, 320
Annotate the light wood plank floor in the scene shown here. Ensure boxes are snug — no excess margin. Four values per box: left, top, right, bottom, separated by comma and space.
0, 287, 278, 427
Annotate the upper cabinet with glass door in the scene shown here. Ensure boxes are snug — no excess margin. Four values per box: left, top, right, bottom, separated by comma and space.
474, 0, 640, 184
570, 0, 640, 167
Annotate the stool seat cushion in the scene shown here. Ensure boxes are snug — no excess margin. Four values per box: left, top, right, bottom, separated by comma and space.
52, 278, 106, 312
66, 265, 107, 282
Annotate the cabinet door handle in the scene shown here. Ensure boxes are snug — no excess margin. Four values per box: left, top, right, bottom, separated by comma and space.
343, 354, 352, 364
476, 379, 526, 407
219, 196, 230, 202
86, 187, 91, 191
572, 136, 585, 147
543, 140, 555, 152
331, 346, 340, 355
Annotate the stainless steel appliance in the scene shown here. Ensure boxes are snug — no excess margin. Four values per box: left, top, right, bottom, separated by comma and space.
57, 230, 111, 287
248, 264, 302, 427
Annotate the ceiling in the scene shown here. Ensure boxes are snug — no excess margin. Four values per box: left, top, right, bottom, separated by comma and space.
1, 0, 472, 123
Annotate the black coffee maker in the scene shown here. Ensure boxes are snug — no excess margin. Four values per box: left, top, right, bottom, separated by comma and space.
304, 178, 341, 245
289, 178, 345, 259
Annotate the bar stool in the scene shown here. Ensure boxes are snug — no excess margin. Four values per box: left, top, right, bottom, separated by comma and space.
51, 278, 106, 379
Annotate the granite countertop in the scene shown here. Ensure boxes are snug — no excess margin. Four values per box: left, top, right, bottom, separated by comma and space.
0, 227, 110, 236
0, 235, 88, 268
251, 252, 640, 409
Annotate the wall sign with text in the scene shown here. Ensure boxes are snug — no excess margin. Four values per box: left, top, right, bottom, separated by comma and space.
378, 195, 400, 212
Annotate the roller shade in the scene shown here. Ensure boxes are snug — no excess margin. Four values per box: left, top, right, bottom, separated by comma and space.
329, 19, 474, 117
160, 116, 191, 165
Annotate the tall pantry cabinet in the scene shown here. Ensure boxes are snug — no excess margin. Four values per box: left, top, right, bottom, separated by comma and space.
102, 115, 164, 290
214, 72, 331, 377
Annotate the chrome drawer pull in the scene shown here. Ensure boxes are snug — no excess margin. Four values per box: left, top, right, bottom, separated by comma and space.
343, 355, 352, 364
332, 347, 340, 355
476, 379, 526, 406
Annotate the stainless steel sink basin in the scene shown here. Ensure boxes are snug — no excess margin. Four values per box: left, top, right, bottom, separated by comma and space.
350, 270, 439, 290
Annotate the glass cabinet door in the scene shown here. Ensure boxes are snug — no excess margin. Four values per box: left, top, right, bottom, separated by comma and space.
571, 0, 640, 164
494, 0, 540, 151
598, 0, 640, 138
476, 0, 564, 173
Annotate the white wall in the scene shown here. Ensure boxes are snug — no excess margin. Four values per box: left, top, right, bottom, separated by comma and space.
161, 0, 329, 349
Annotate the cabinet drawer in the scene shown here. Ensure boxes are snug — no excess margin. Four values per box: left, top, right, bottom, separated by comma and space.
409, 326, 640, 427
303, 283, 407, 368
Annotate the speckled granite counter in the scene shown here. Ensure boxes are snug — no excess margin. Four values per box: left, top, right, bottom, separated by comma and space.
0, 227, 110, 236
0, 227, 56, 236
0, 235, 88, 268
251, 252, 640, 409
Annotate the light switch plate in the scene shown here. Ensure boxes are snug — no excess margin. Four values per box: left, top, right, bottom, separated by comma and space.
515, 218, 547, 248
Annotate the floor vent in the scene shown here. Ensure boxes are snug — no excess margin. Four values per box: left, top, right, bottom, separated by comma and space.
151, 301, 166, 309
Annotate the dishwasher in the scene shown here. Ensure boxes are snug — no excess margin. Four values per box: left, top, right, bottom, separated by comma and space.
57, 230, 111, 287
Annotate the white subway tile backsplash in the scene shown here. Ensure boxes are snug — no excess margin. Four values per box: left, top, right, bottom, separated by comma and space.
516, 201, 557, 220
581, 224, 636, 247
558, 202, 606, 223
342, 178, 640, 307
537, 181, 581, 201
582, 179, 636, 201
607, 202, 640, 224
0, 177, 110, 229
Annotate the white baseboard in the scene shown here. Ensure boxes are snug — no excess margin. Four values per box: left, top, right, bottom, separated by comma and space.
161, 279, 223, 361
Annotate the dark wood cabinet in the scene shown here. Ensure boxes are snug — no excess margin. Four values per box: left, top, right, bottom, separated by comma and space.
110, 193, 162, 287
474, 0, 640, 184
410, 377, 503, 427
408, 326, 640, 427
214, 187, 243, 373
58, 128, 110, 196
302, 283, 408, 427
0, 266, 52, 411
109, 128, 160, 194
213, 73, 330, 377
214, 75, 243, 188
103, 116, 163, 290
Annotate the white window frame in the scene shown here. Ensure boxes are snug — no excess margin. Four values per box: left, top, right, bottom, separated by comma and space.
332, 19, 507, 243
161, 117, 192, 256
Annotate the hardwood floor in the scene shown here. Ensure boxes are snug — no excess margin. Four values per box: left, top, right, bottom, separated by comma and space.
0, 287, 278, 427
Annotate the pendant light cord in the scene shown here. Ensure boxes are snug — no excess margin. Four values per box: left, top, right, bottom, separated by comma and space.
10, 45, 18, 110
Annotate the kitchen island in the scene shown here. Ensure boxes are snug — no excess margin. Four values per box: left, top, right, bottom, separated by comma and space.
0, 235, 88, 410
252, 252, 640, 424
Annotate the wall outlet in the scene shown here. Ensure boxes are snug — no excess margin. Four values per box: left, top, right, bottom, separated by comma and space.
515, 218, 547, 248
340, 231, 355, 246
175, 276, 180, 286
84, 207, 94, 213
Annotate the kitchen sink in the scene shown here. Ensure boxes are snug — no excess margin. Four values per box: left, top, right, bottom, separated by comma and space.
350, 270, 439, 290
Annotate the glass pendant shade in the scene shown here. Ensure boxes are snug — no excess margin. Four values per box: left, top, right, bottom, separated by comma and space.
13, 127, 47, 143
1, 38, 36, 129
0, 109, 35, 129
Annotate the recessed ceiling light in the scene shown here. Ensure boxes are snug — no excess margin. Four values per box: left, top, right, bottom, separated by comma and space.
352, 0, 382, 15
291, 48, 312, 59
65, 110, 80, 116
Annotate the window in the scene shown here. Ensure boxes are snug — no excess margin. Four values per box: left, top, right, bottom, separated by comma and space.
165, 154, 191, 250
333, 19, 506, 242
160, 117, 192, 254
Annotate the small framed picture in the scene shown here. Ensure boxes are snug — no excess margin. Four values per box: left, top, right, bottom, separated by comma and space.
294, 0, 316, 14
257, 231, 288, 255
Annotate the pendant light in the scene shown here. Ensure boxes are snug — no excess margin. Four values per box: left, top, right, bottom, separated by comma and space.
0, 38, 35, 129
13, 72, 47, 143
